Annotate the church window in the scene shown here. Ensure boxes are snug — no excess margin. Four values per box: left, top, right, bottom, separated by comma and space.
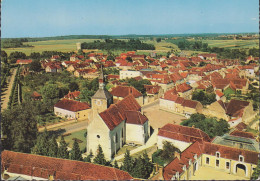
116, 133, 118, 143
121, 129, 124, 138
206, 157, 209, 164
239, 155, 244, 162
97, 135, 100, 138
226, 162, 230, 169
216, 160, 219, 167
216, 152, 220, 158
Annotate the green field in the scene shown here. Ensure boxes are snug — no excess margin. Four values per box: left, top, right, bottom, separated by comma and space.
201, 39, 259, 49
2, 39, 100, 56
2, 39, 180, 56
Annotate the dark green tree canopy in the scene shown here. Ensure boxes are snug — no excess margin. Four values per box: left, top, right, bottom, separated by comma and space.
192, 90, 216, 105
181, 113, 229, 138
57, 136, 69, 159
70, 140, 82, 161
29, 60, 42, 72
93, 145, 107, 166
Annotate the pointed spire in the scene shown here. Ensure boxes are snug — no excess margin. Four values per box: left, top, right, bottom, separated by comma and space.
99, 64, 105, 89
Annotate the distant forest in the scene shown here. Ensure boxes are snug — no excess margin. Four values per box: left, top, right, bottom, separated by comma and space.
81, 39, 155, 51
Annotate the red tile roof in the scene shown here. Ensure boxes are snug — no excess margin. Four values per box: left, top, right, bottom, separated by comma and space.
110, 86, 142, 98
181, 99, 200, 109
1, 150, 133, 180
31, 91, 42, 98
54, 99, 90, 112
144, 85, 160, 94
158, 124, 211, 143
226, 99, 250, 117
176, 83, 192, 93
163, 141, 259, 179
16, 59, 32, 64
230, 130, 255, 139
99, 95, 141, 130
215, 90, 224, 97
235, 122, 247, 131
64, 91, 80, 100
125, 110, 148, 125
203, 142, 258, 165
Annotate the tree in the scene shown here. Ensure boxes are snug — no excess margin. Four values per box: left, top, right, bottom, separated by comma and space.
9, 51, 26, 64
31, 129, 49, 156
1, 104, 38, 153
70, 140, 82, 161
142, 151, 154, 178
121, 149, 134, 173
84, 150, 93, 163
251, 159, 260, 180
93, 145, 107, 166
1, 50, 8, 63
181, 113, 229, 138
192, 90, 216, 105
156, 38, 162, 43
47, 135, 58, 157
29, 60, 42, 72
161, 141, 181, 162
57, 136, 69, 159
30, 52, 41, 59
126, 56, 133, 62
41, 83, 60, 100
114, 160, 119, 169
68, 82, 79, 92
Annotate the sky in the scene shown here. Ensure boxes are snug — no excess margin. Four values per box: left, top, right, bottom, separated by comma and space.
1, 0, 259, 38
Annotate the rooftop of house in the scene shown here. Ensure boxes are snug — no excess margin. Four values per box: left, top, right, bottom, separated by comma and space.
54, 99, 90, 112
1, 150, 133, 180
110, 85, 142, 98
158, 124, 211, 144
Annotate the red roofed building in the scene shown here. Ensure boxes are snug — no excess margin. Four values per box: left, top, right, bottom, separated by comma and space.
110, 85, 143, 105
54, 99, 90, 121
16, 59, 32, 65
64, 91, 80, 100
87, 70, 150, 159
158, 124, 211, 151
160, 90, 203, 118
144, 84, 163, 102
162, 140, 258, 180
1, 150, 133, 180
31, 91, 42, 101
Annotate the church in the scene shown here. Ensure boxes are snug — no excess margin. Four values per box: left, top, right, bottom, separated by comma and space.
86, 68, 150, 159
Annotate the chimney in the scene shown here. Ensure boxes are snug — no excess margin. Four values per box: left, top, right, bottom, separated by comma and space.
174, 151, 181, 160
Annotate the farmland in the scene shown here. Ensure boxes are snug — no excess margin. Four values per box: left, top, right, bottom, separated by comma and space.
195, 39, 258, 49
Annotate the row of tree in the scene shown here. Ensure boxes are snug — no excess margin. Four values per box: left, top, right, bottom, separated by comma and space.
1, 38, 30, 48
81, 39, 155, 51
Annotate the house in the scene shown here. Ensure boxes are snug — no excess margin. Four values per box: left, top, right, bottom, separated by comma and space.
119, 70, 142, 80
143, 84, 163, 103
206, 99, 255, 124
110, 85, 143, 106
175, 83, 193, 99
1, 150, 133, 180
87, 70, 150, 159
215, 90, 226, 102
163, 141, 258, 180
212, 130, 259, 152
157, 124, 211, 152
16, 59, 32, 65
31, 91, 42, 101
54, 99, 91, 121
45, 64, 62, 73
64, 91, 80, 100
160, 91, 203, 118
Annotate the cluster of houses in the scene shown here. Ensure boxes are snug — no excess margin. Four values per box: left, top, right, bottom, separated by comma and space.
9, 50, 259, 180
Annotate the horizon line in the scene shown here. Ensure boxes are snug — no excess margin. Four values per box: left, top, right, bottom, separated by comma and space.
2, 32, 258, 39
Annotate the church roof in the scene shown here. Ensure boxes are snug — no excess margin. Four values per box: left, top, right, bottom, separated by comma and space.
125, 110, 148, 125
110, 85, 142, 98
99, 94, 141, 130
92, 89, 113, 100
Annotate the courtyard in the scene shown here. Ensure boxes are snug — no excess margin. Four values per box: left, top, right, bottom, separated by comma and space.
143, 103, 187, 129
190, 166, 249, 180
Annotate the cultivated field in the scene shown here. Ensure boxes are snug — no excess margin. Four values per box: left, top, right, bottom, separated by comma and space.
202, 39, 259, 49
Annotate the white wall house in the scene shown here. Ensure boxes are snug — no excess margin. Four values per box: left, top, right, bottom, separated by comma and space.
120, 70, 142, 80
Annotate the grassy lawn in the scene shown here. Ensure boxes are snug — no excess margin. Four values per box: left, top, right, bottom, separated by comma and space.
118, 145, 157, 162
58, 129, 87, 152
115, 144, 139, 157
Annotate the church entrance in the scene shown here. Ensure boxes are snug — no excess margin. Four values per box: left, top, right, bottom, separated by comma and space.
236, 164, 246, 177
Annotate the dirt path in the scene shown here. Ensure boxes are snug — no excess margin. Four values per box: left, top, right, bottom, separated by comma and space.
1, 68, 17, 111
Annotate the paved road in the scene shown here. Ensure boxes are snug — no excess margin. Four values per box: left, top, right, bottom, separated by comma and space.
1, 68, 17, 111
48, 120, 89, 134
